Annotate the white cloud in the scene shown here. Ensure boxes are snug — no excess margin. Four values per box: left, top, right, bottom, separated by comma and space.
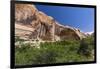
85, 31, 94, 35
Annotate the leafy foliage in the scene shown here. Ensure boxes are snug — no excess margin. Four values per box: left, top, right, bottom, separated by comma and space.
78, 35, 94, 57
15, 36, 95, 65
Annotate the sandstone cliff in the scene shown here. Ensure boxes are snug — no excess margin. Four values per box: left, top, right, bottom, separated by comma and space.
15, 4, 86, 41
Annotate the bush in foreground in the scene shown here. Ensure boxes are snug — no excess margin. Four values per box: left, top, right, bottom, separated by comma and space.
15, 37, 94, 65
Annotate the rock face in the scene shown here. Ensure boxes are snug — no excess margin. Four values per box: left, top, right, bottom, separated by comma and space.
15, 4, 86, 41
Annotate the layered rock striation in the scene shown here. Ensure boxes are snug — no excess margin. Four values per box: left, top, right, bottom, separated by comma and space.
15, 4, 86, 41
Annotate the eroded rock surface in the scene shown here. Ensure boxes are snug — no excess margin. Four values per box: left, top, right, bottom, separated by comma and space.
15, 4, 86, 41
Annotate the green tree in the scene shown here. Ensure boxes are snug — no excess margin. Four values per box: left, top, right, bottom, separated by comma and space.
78, 39, 91, 57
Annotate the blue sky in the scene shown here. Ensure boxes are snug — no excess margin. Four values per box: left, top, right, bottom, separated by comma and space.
35, 5, 94, 32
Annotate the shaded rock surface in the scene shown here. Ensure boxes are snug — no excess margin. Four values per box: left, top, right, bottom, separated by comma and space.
15, 4, 86, 41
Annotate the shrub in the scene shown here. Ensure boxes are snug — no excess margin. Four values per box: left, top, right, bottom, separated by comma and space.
78, 36, 94, 57
15, 38, 94, 65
